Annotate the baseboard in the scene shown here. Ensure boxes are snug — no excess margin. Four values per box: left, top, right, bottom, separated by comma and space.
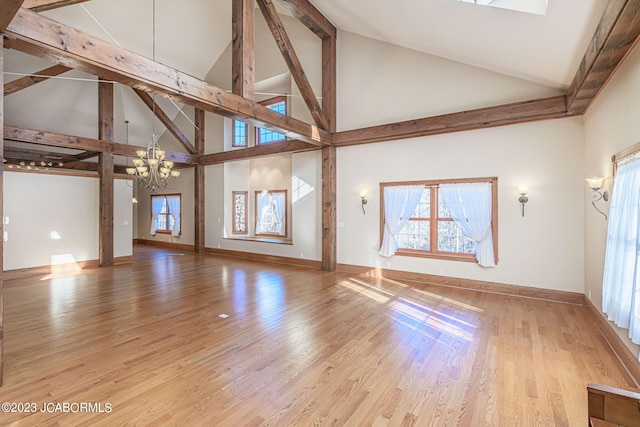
205, 247, 322, 269
3, 255, 132, 281
135, 239, 196, 252
336, 263, 585, 305
584, 297, 640, 388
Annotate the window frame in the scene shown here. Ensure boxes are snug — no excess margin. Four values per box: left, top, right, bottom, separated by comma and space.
232, 120, 248, 147
256, 96, 287, 145
254, 189, 288, 238
379, 177, 498, 263
232, 191, 248, 235
150, 193, 181, 235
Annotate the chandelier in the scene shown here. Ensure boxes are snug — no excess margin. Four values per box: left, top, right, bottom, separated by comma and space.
126, 135, 180, 194
125, 0, 180, 194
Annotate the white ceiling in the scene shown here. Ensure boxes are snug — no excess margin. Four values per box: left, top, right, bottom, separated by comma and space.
308, 0, 609, 89
35, 0, 610, 90
3, 0, 612, 159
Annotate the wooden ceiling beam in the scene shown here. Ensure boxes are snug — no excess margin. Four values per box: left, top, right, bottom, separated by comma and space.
132, 88, 197, 155
232, 0, 255, 100
4, 8, 329, 146
4, 146, 77, 162
567, 0, 640, 114
0, 0, 25, 32
257, 0, 329, 131
200, 139, 319, 165
4, 64, 71, 96
276, 0, 336, 40
332, 96, 568, 146
3, 125, 198, 164
73, 150, 100, 161
22, 0, 90, 12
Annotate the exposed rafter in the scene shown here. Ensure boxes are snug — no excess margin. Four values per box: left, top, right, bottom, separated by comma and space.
333, 96, 568, 146
3, 8, 329, 146
132, 88, 197, 155
3, 64, 70, 96
257, 0, 329, 131
200, 139, 319, 165
567, 0, 640, 114
22, 0, 89, 12
3, 125, 198, 164
277, 0, 337, 40
0, 0, 24, 32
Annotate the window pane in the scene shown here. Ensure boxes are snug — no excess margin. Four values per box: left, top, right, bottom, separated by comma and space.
258, 127, 285, 144
157, 214, 167, 231
257, 99, 286, 144
233, 120, 247, 146
438, 193, 451, 218
168, 215, 175, 231
413, 188, 431, 218
398, 220, 430, 250
437, 221, 475, 253
160, 197, 168, 214
233, 192, 247, 233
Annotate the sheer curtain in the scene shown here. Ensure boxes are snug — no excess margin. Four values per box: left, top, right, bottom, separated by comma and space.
379, 185, 424, 257
602, 155, 640, 343
167, 195, 181, 237
256, 193, 271, 234
273, 193, 286, 235
150, 196, 165, 236
440, 182, 495, 267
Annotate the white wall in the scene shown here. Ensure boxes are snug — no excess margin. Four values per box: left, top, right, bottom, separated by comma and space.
336, 31, 563, 131
3, 171, 132, 270
337, 118, 586, 292
211, 151, 322, 260
583, 36, 640, 357
135, 167, 195, 245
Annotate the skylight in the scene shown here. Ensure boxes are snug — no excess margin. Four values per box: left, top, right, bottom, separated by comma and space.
459, 0, 548, 16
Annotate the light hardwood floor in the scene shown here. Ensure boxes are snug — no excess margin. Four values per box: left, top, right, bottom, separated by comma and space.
0, 246, 635, 426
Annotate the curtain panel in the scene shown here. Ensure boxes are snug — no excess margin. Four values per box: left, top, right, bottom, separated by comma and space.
150, 196, 165, 236
602, 155, 640, 344
379, 185, 424, 257
440, 182, 495, 267
167, 195, 181, 237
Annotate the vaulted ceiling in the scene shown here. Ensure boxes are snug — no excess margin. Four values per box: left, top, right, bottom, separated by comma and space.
310, 0, 608, 89
0, 0, 637, 163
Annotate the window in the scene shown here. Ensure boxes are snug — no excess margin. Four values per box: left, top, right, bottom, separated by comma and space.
602, 150, 640, 343
255, 190, 287, 237
150, 194, 181, 236
457, 0, 547, 16
232, 120, 248, 147
256, 97, 286, 144
232, 191, 248, 234
380, 178, 497, 263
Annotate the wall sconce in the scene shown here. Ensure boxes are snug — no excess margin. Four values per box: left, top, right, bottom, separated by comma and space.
586, 177, 609, 220
359, 188, 368, 214
517, 185, 529, 217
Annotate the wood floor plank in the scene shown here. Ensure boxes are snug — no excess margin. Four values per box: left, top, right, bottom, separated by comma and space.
0, 245, 636, 425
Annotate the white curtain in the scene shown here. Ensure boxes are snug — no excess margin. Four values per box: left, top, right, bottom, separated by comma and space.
379, 185, 424, 257
440, 182, 495, 267
255, 193, 270, 234
602, 155, 640, 343
273, 193, 286, 235
150, 196, 165, 236
167, 195, 181, 237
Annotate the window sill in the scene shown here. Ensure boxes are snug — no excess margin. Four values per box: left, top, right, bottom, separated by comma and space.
396, 249, 478, 263
224, 236, 293, 245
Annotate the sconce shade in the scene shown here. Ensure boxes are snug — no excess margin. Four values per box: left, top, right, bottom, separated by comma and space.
359, 188, 368, 214
586, 177, 605, 190
517, 185, 529, 195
